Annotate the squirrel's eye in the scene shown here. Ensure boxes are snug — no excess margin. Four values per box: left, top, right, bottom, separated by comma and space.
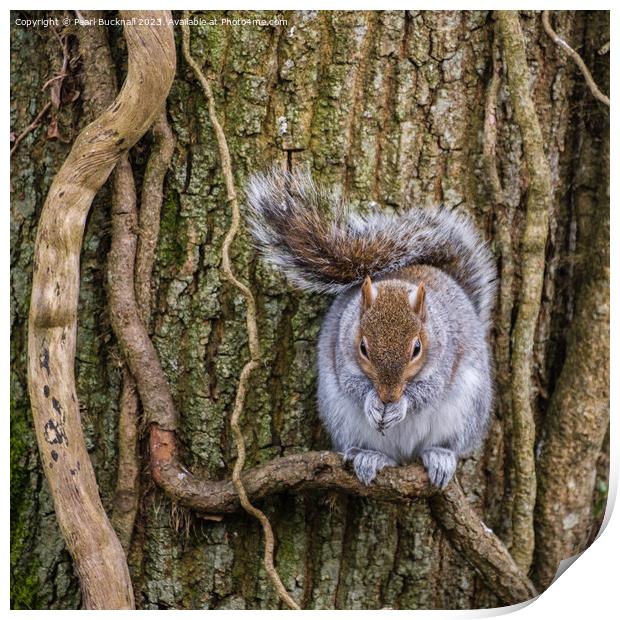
411, 338, 422, 360
359, 338, 369, 358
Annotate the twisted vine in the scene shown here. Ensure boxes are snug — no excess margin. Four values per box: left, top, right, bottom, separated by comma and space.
496, 11, 554, 573
180, 13, 300, 610
26, 11, 176, 608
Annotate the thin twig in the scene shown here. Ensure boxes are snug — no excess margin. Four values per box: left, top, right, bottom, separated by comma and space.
180, 13, 299, 610
11, 26, 72, 157
44, 25, 70, 96
10, 102, 52, 157
542, 11, 609, 106
113, 366, 141, 551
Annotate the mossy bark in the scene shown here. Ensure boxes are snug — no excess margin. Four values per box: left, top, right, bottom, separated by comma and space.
11, 10, 609, 609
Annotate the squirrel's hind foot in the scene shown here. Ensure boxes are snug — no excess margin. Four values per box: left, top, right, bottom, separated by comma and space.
342, 448, 398, 485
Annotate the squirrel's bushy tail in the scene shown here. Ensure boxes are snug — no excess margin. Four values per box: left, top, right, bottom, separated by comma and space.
246, 169, 497, 326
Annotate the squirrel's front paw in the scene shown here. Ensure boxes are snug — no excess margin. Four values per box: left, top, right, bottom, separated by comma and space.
343, 448, 398, 485
363, 390, 385, 430
382, 397, 408, 431
421, 447, 457, 489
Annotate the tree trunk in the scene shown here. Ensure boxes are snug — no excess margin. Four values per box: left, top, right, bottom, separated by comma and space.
11, 10, 609, 609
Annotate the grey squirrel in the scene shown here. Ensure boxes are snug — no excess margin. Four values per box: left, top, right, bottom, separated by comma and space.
246, 169, 496, 488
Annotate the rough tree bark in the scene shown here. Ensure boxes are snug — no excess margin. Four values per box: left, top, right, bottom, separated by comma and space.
11, 10, 609, 610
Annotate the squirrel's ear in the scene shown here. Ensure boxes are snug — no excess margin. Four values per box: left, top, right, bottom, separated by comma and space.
410, 282, 426, 319
361, 276, 376, 313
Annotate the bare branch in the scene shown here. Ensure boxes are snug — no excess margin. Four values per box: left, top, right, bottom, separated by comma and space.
430, 484, 537, 605
109, 109, 175, 550
112, 366, 141, 551
483, 29, 515, 401
151, 445, 434, 513
108, 155, 143, 552
11, 25, 71, 157
148, 439, 537, 606
483, 27, 516, 545
108, 108, 175, 551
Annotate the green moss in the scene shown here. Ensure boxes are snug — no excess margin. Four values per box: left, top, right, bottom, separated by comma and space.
10, 559, 40, 610
593, 478, 608, 520
10, 404, 30, 519
10, 405, 44, 609
158, 191, 188, 269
